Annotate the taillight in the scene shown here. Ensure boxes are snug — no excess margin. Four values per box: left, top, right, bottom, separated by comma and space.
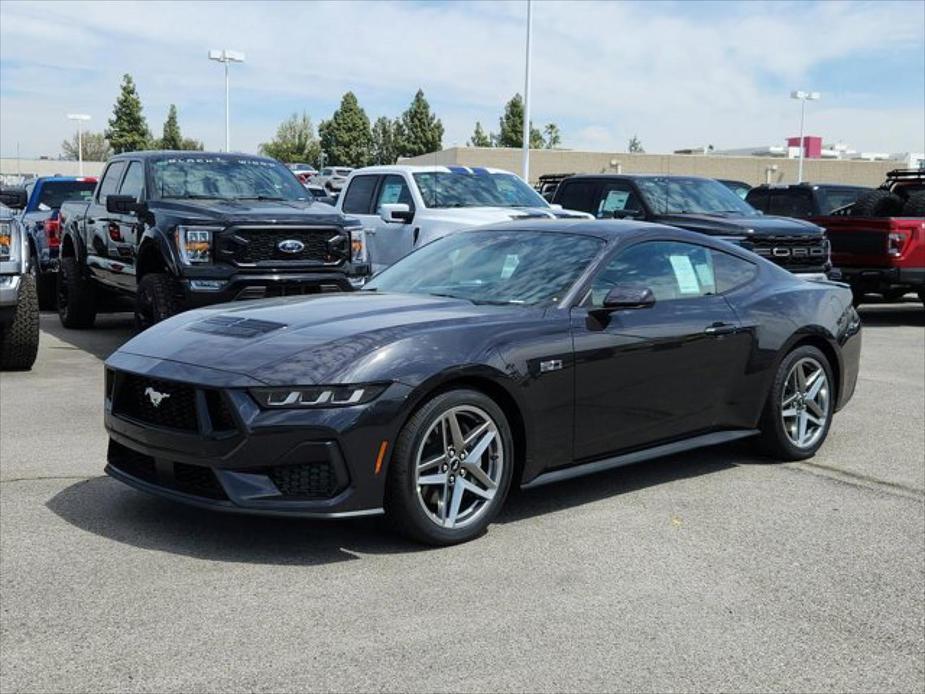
888, 231, 909, 257
44, 217, 61, 248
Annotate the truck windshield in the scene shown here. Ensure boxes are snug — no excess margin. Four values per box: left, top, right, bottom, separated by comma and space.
413, 171, 548, 209
635, 177, 758, 216
151, 157, 307, 201
36, 181, 96, 210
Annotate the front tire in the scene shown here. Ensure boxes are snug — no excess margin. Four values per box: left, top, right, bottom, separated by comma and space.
135, 273, 183, 331
385, 389, 514, 546
756, 345, 835, 461
57, 256, 96, 328
0, 274, 40, 370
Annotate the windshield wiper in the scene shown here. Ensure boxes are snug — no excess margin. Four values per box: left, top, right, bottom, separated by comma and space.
232, 195, 286, 201
162, 194, 228, 200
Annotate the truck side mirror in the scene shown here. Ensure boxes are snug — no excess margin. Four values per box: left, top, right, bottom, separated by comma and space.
106, 194, 144, 215
379, 203, 413, 224
0, 188, 27, 210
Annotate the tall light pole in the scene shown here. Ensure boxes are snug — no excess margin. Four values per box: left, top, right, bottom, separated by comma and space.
209, 49, 246, 152
790, 90, 820, 183
67, 113, 91, 175
521, 0, 533, 182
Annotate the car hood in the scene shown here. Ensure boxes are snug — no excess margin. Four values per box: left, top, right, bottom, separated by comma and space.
654, 212, 823, 238
149, 198, 349, 225
114, 292, 528, 385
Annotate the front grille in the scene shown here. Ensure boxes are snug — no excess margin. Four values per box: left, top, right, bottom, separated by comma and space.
174, 462, 227, 499
113, 374, 198, 432
751, 235, 829, 268
204, 390, 237, 432
220, 227, 348, 266
108, 440, 157, 483
266, 462, 342, 499
107, 439, 228, 501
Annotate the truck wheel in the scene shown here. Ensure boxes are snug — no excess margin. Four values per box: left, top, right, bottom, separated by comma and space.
852, 190, 904, 217
135, 273, 183, 330
902, 191, 925, 217
0, 274, 40, 371
57, 256, 96, 328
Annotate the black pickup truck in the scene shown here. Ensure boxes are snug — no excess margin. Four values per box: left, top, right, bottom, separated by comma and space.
552, 174, 833, 278
58, 152, 367, 329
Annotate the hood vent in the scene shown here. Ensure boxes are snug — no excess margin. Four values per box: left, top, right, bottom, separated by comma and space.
188, 315, 286, 338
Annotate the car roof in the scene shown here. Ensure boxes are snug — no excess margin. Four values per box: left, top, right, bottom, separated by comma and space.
750, 182, 871, 191
33, 176, 98, 183
564, 173, 715, 182
108, 151, 280, 164
350, 164, 518, 176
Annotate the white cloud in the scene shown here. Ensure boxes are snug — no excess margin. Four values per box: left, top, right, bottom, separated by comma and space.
1, 0, 922, 158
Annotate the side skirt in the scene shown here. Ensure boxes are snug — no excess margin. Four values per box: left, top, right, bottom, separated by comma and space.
521, 429, 759, 489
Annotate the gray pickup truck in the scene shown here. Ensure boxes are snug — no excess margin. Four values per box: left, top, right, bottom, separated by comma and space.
0, 195, 40, 370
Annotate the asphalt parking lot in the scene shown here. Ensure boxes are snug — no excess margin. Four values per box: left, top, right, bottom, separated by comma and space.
1, 304, 923, 693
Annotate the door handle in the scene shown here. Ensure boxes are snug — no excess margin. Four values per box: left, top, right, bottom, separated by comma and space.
704, 322, 737, 336
365, 228, 376, 235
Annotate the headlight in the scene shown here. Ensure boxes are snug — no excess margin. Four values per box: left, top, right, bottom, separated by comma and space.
250, 383, 388, 409
175, 226, 221, 265
0, 221, 12, 261
347, 226, 367, 263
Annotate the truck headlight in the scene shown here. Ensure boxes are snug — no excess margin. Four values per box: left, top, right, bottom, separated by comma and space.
176, 226, 220, 265
250, 383, 387, 409
347, 226, 367, 263
0, 221, 13, 261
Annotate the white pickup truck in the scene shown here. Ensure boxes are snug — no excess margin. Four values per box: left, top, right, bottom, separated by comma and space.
335, 165, 591, 274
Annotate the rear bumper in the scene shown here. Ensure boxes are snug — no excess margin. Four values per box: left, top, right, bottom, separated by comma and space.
839, 266, 925, 291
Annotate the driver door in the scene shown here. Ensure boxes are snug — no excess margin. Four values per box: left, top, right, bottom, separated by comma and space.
368, 174, 416, 270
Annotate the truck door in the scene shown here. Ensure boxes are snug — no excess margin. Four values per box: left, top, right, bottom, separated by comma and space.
88, 161, 127, 288
368, 174, 417, 270
108, 160, 145, 291
339, 174, 382, 271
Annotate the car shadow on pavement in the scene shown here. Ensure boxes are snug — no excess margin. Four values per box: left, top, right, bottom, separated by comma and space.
46, 443, 751, 565
856, 301, 924, 328
39, 311, 137, 361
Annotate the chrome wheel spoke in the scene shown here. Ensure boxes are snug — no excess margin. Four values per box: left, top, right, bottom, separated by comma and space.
445, 479, 466, 527
781, 407, 799, 418
460, 478, 494, 501
417, 452, 446, 473
462, 460, 496, 490
418, 474, 447, 486
446, 412, 465, 452
805, 397, 825, 418
465, 429, 496, 464
463, 420, 491, 447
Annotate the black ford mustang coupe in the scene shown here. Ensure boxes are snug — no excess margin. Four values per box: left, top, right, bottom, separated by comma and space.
104, 220, 861, 545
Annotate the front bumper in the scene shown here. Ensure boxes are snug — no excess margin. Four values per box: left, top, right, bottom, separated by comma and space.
181, 271, 361, 308
103, 352, 412, 517
0, 274, 22, 309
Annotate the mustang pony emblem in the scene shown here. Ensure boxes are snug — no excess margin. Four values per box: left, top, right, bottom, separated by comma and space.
144, 387, 171, 408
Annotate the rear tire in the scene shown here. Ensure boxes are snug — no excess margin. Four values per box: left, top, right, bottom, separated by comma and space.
756, 345, 835, 461
0, 274, 40, 371
57, 256, 96, 328
134, 273, 183, 331
852, 189, 904, 217
902, 191, 925, 217
385, 389, 514, 546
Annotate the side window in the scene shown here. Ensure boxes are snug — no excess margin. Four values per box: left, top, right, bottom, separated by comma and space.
745, 188, 770, 213
97, 161, 127, 204
118, 162, 145, 201
586, 241, 717, 306
341, 175, 379, 214
711, 250, 757, 293
321, 168, 332, 176
768, 189, 814, 217
597, 182, 643, 218
556, 181, 598, 214
375, 175, 414, 212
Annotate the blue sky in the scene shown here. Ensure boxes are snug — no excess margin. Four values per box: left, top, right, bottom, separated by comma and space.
1, 0, 922, 159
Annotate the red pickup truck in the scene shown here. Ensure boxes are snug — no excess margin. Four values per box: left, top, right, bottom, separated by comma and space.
811, 170, 925, 306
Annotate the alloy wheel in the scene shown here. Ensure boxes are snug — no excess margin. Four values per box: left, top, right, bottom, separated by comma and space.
780, 356, 830, 449
413, 405, 504, 529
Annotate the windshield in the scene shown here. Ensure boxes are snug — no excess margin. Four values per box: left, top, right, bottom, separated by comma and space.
151, 157, 307, 201
364, 230, 603, 306
413, 171, 548, 209
36, 181, 96, 209
636, 177, 758, 216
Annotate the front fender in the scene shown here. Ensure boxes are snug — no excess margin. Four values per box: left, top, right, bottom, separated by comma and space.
138, 228, 181, 276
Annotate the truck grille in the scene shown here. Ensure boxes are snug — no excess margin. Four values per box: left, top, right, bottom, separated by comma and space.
751, 236, 829, 269
219, 227, 348, 266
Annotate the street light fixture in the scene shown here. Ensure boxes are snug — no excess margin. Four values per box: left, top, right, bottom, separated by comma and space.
790, 90, 820, 183
66, 113, 91, 175
209, 48, 246, 152
521, 0, 533, 183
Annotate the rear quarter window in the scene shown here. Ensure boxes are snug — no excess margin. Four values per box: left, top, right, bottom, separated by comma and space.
556, 181, 599, 214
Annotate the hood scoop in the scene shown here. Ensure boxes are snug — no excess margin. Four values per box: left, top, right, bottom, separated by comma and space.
187, 315, 287, 338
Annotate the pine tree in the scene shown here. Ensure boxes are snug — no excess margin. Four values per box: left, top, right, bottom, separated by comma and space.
497, 94, 544, 149
371, 117, 400, 165
259, 112, 322, 164
468, 122, 492, 147
318, 92, 372, 167
160, 105, 182, 150
106, 74, 151, 154
395, 89, 444, 157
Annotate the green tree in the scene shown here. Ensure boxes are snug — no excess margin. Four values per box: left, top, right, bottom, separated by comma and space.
61, 131, 112, 161
628, 135, 645, 153
318, 92, 372, 167
160, 104, 183, 149
468, 121, 492, 147
497, 93, 543, 149
106, 74, 151, 154
395, 89, 444, 157
543, 123, 561, 149
259, 112, 322, 164
371, 116, 400, 165
180, 137, 204, 151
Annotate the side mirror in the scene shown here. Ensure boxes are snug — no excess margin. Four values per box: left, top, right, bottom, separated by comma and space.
0, 188, 27, 210
106, 194, 143, 215
602, 284, 655, 309
380, 203, 413, 224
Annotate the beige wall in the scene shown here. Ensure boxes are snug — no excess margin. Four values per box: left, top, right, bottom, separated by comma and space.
402, 147, 898, 187
0, 158, 106, 181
